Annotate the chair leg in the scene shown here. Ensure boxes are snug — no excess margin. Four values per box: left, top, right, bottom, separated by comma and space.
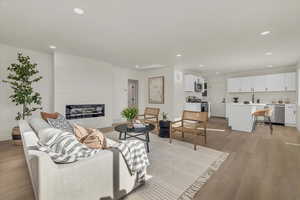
194, 143, 197, 151
169, 128, 172, 143
252, 117, 257, 133
268, 117, 273, 135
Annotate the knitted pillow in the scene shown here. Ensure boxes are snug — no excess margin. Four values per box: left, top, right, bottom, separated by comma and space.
74, 124, 107, 149
47, 114, 74, 133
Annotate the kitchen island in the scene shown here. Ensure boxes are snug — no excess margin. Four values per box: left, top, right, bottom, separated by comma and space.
228, 103, 266, 132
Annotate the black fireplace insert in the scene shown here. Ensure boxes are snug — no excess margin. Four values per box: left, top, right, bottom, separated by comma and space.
66, 104, 105, 120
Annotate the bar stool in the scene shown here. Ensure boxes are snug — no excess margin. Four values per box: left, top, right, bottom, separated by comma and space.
252, 108, 273, 135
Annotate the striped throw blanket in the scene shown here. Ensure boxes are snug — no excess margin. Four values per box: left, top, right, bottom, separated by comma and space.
114, 140, 150, 183
37, 128, 149, 183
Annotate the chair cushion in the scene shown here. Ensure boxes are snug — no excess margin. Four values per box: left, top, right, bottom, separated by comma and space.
47, 114, 74, 133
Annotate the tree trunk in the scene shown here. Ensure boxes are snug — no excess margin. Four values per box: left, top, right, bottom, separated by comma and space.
22, 104, 26, 120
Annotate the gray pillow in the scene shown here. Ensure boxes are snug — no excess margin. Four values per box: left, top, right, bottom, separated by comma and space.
47, 114, 74, 133
29, 117, 51, 134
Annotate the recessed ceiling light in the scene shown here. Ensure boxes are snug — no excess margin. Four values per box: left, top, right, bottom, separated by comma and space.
265, 52, 272, 56
135, 65, 139, 69
216, 72, 219, 74
176, 54, 182, 57
199, 64, 205, 67
73, 8, 85, 15
267, 65, 273, 68
49, 45, 56, 49
260, 31, 271, 36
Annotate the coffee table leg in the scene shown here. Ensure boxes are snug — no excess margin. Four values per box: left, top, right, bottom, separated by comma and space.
118, 132, 122, 140
124, 131, 127, 140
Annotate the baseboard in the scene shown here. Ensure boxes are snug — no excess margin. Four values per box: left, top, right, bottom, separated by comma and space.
211, 116, 226, 119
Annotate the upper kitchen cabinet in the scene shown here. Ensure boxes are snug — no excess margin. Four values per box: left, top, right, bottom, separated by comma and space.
184, 74, 196, 92
184, 74, 205, 92
266, 73, 285, 92
284, 72, 296, 91
227, 72, 296, 93
227, 78, 241, 92
240, 77, 253, 92
253, 75, 266, 92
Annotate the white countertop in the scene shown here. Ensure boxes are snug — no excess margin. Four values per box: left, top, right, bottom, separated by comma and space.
230, 103, 266, 106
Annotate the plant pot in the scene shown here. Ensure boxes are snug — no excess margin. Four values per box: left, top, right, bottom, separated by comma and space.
12, 126, 22, 146
127, 120, 134, 129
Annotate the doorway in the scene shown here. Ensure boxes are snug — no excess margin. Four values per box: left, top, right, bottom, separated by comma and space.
128, 79, 139, 108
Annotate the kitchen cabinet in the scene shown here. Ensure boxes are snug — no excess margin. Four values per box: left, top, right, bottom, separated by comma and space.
266, 73, 285, 92
184, 74, 196, 92
284, 72, 296, 91
227, 72, 296, 93
240, 77, 253, 92
227, 78, 241, 92
253, 75, 266, 92
285, 104, 296, 126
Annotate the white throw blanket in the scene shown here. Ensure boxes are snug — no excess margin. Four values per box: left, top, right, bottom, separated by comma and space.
37, 128, 149, 183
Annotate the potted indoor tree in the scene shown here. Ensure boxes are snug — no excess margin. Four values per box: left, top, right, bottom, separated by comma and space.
121, 107, 138, 128
2, 53, 43, 145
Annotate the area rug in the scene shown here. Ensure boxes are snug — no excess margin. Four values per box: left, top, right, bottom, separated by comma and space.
105, 132, 229, 200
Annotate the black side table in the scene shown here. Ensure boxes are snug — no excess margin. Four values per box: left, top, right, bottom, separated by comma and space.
159, 120, 171, 138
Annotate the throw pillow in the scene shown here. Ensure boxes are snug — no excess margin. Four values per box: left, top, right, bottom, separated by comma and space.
47, 114, 74, 133
40, 112, 59, 121
74, 124, 107, 149
73, 123, 89, 140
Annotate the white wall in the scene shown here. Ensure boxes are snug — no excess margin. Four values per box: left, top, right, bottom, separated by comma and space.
296, 66, 300, 131
112, 67, 145, 123
140, 67, 175, 120
54, 52, 144, 127
54, 52, 115, 128
0, 43, 53, 141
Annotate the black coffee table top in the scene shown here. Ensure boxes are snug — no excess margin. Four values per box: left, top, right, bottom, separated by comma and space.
115, 123, 155, 133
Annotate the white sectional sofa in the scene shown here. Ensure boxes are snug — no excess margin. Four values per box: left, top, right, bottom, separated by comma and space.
19, 118, 141, 200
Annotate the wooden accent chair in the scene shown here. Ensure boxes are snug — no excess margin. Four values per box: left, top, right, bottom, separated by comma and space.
135, 107, 160, 128
169, 110, 208, 150
252, 108, 273, 135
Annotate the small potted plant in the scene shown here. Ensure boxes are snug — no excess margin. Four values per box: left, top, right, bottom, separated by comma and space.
121, 107, 138, 128
162, 112, 168, 121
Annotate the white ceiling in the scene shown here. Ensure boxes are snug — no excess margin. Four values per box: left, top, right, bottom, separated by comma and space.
0, 0, 299, 74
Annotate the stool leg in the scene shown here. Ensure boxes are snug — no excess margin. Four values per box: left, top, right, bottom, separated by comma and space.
268, 117, 273, 135
252, 116, 257, 133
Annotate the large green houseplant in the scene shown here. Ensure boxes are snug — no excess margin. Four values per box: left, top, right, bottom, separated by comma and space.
2, 53, 43, 144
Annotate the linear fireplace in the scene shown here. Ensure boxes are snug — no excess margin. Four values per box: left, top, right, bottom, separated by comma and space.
66, 104, 105, 120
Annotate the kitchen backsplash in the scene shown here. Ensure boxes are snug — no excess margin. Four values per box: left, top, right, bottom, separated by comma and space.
227, 91, 296, 104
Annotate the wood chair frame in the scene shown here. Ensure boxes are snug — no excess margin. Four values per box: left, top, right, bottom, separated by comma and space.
169, 110, 208, 150
135, 107, 160, 129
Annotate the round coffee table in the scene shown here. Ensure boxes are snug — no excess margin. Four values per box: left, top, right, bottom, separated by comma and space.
114, 123, 155, 152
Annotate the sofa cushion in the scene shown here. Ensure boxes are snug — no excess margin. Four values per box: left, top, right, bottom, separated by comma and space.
29, 117, 52, 137
40, 112, 59, 121
47, 114, 74, 133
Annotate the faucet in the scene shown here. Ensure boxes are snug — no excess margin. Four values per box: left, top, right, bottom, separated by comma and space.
251, 90, 255, 103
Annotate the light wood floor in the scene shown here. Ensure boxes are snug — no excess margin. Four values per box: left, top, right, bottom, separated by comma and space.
1, 118, 300, 200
